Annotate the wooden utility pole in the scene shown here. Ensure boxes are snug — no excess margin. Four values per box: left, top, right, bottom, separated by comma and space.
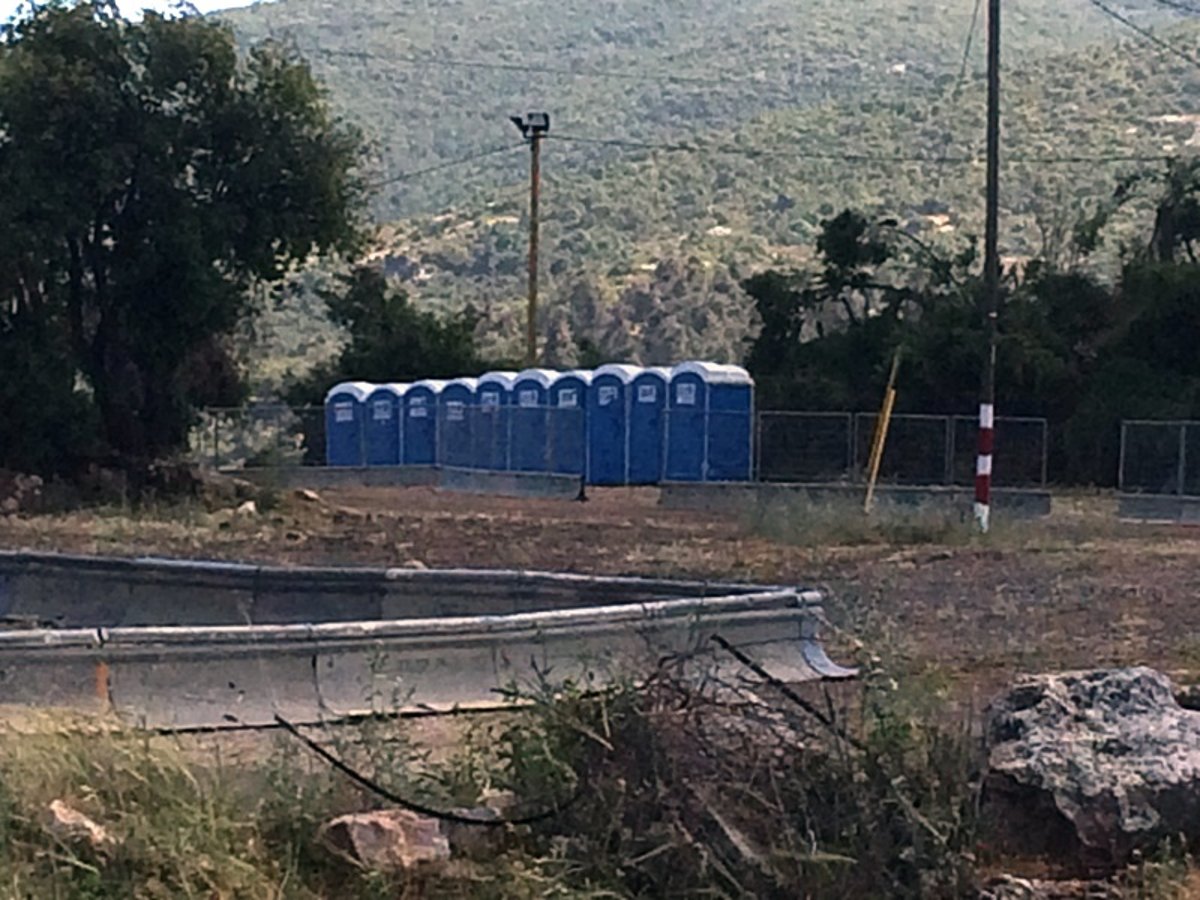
510, 113, 550, 367
976, 0, 1001, 534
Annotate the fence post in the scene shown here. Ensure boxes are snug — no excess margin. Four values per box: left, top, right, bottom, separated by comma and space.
1117, 421, 1127, 492
754, 412, 763, 483
843, 413, 853, 482
851, 414, 861, 482
1179, 423, 1188, 497
1040, 419, 1049, 487
943, 415, 955, 486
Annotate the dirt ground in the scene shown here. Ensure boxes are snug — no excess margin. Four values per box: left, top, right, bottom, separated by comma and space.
1, 484, 1198, 706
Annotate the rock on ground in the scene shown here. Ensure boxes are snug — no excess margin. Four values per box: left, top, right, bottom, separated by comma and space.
319, 809, 450, 872
984, 667, 1200, 869
46, 799, 117, 853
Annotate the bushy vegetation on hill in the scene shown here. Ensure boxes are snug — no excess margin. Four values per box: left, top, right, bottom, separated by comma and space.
235, 0, 1198, 379
221, 0, 1188, 220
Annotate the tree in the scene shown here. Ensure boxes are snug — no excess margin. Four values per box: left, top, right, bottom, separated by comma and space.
0, 4, 363, 478
287, 266, 486, 405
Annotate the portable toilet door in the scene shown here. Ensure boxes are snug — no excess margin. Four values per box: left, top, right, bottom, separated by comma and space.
664, 363, 710, 481
511, 369, 556, 472
704, 363, 755, 481
364, 383, 406, 466
438, 378, 478, 469
403, 380, 445, 465
548, 370, 591, 477
665, 362, 754, 482
325, 381, 373, 467
475, 371, 517, 470
628, 367, 670, 485
587, 364, 639, 485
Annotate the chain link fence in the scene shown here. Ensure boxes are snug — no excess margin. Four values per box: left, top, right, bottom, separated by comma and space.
191, 404, 589, 474
1119, 420, 1200, 495
191, 405, 325, 470
756, 412, 1048, 487
193, 404, 1048, 487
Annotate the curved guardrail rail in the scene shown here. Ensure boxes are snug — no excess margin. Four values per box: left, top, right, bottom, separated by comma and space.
0, 552, 855, 729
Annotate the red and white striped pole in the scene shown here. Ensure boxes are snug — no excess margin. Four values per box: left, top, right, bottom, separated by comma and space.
974, 401, 994, 532
977, 0, 1001, 534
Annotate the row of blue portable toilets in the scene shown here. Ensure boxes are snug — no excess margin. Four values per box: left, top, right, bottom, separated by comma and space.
324, 362, 754, 484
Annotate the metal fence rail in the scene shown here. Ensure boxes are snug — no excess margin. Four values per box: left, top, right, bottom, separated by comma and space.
1119, 420, 1200, 495
192, 404, 1050, 488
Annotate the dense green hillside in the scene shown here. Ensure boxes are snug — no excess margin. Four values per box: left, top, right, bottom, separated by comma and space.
223, 0, 1186, 218
227, 0, 1200, 386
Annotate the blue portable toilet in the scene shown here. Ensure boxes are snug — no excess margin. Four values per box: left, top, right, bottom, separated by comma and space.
628, 366, 670, 485
511, 369, 556, 472
438, 377, 478, 469
325, 381, 373, 467
475, 371, 517, 470
364, 383, 407, 466
665, 362, 755, 482
403, 379, 446, 465
587, 364, 640, 485
548, 370, 591, 477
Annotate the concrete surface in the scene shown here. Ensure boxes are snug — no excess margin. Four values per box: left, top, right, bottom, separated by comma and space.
227, 464, 581, 499
230, 465, 439, 489
659, 481, 1053, 519
1117, 493, 1200, 524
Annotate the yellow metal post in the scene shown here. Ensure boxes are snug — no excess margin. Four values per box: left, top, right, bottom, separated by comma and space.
864, 350, 902, 513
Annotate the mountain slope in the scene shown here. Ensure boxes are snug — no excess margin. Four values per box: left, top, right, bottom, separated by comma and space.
222, 0, 1187, 218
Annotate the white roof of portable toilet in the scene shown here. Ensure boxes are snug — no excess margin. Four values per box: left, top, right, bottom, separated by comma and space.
444, 377, 479, 391
410, 379, 448, 394
593, 363, 641, 383
325, 381, 375, 403
671, 361, 753, 385
368, 382, 409, 398
553, 369, 593, 386
514, 368, 558, 389
638, 366, 671, 382
478, 371, 518, 389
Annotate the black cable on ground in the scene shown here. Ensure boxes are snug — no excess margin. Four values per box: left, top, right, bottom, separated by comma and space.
274, 713, 584, 827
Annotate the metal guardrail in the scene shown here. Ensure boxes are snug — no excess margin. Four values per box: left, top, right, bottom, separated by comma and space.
0, 552, 854, 729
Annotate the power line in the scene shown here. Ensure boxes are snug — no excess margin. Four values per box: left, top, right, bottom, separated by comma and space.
955, 0, 985, 95
1150, 0, 1200, 15
549, 132, 1172, 167
301, 44, 751, 87
1085, 0, 1200, 69
366, 144, 524, 189
551, 133, 978, 164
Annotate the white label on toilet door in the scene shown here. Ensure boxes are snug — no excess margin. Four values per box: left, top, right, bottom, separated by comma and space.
676, 383, 697, 406
557, 389, 578, 408
446, 401, 464, 422
409, 397, 427, 418
373, 400, 392, 421
637, 384, 657, 403
519, 389, 539, 407
598, 385, 618, 406
334, 402, 354, 423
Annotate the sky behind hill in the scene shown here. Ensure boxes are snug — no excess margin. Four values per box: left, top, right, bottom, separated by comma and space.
1, 0, 255, 24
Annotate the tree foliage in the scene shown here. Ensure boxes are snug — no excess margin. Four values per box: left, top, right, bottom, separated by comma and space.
745, 160, 1200, 485
0, 4, 363, 478
286, 265, 487, 405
